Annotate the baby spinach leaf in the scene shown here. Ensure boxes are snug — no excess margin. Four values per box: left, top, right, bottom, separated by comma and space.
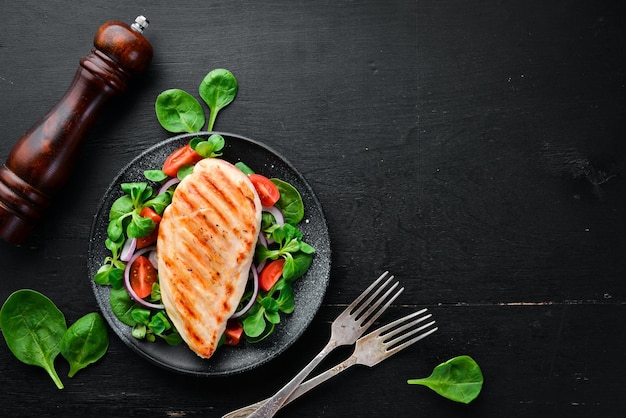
155, 89, 205, 133
271, 178, 304, 224
109, 288, 137, 326
60, 312, 109, 378
0, 289, 67, 389
408, 355, 484, 404
199, 69, 238, 131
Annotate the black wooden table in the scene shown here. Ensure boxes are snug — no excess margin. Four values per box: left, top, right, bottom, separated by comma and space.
1, 1, 625, 416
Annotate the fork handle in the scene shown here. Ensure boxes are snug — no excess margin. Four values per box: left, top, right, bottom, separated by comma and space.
222, 356, 357, 418
246, 341, 338, 418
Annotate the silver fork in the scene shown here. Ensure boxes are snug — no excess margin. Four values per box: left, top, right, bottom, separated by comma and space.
223, 309, 437, 418
246, 271, 403, 418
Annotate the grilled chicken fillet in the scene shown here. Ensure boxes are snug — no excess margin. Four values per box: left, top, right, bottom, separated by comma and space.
157, 158, 262, 359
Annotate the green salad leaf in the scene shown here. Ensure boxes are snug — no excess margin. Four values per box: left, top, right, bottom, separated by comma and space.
0, 290, 67, 389
199, 68, 238, 131
60, 312, 109, 378
155, 89, 205, 133
408, 355, 484, 404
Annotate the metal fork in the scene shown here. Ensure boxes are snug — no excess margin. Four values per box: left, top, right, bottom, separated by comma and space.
246, 271, 403, 418
223, 309, 437, 418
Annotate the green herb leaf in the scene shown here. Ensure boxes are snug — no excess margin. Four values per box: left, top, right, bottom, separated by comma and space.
132, 324, 147, 339
131, 308, 151, 325
242, 306, 267, 338
127, 213, 155, 239
274, 281, 295, 314
283, 252, 313, 281
194, 134, 225, 158
144, 169, 168, 182
144, 192, 172, 215
109, 195, 134, 221
60, 312, 109, 378
408, 355, 484, 404
160, 331, 183, 346
155, 89, 205, 133
149, 312, 171, 335
176, 164, 195, 180
198, 69, 238, 131
0, 289, 67, 389
235, 161, 255, 175
94, 264, 124, 289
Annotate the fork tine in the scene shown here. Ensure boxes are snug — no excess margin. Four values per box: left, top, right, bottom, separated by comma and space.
348, 271, 393, 315
385, 322, 438, 356
349, 272, 404, 327
357, 281, 404, 330
380, 311, 433, 341
372, 308, 428, 335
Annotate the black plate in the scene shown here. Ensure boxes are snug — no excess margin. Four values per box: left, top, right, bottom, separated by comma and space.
87, 132, 331, 376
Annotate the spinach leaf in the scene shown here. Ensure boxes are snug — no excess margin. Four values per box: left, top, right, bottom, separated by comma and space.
155, 88, 206, 133
408, 355, 483, 404
60, 312, 109, 378
198, 69, 238, 131
109, 288, 137, 326
271, 178, 304, 224
0, 289, 67, 389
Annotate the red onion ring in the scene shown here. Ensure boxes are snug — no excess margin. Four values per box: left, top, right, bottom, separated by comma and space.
120, 237, 137, 262
147, 248, 158, 269
263, 205, 284, 226
123, 245, 164, 310
230, 265, 260, 319
158, 177, 181, 195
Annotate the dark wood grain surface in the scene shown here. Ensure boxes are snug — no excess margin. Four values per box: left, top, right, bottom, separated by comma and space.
1, 1, 625, 416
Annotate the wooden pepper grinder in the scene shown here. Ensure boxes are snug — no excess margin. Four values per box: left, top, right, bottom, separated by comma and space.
0, 16, 153, 246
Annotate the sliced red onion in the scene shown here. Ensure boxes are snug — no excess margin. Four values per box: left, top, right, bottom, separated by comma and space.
120, 237, 137, 262
147, 248, 158, 270
263, 205, 284, 226
158, 177, 181, 195
230, 265, 260, 319
123, 245, 164, 310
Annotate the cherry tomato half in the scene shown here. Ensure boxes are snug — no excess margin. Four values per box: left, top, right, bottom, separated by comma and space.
259, 258, 286, 291
136, 207, 162, 249
130, 255, 157, 299
224, 321, 244, 346
162, 144, 203, 177
248, 174, 280, 207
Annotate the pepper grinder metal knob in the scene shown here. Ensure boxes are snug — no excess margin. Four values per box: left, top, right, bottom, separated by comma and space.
0, 16, 153, 246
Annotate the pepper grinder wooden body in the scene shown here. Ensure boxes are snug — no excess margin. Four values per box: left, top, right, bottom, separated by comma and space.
0, 16, 153, 246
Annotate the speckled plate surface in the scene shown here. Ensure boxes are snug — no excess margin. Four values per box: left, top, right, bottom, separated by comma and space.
87, 132, 331, 377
